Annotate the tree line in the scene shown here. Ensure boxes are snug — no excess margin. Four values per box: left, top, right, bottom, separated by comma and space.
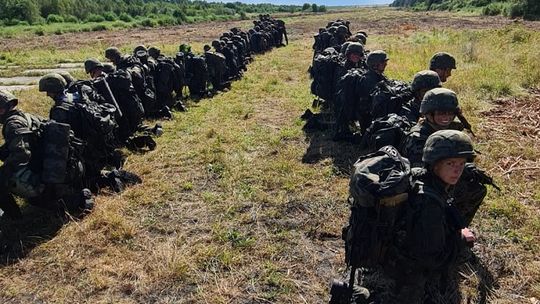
0, 0, 304, 26
390, 0, 539, 19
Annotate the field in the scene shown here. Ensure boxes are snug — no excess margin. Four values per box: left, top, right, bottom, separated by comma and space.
1, 7, 540, 304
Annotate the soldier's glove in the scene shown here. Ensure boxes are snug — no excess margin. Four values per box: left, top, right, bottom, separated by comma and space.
0, 145, 8, 161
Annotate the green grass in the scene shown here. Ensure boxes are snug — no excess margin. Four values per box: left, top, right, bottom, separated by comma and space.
1, 8, 540, 303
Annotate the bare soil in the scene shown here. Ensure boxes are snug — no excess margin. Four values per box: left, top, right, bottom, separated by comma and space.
1, 10, 539, 52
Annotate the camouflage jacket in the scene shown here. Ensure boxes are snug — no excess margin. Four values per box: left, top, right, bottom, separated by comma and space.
399, 97, 421, 125
396, 170, 461, 272
400, 120, 436, 168
1, 110, 43, 180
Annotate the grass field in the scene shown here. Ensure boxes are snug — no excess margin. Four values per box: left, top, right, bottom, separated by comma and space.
0, 8, 539, 304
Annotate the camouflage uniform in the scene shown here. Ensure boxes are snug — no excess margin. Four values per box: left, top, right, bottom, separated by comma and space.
335, 50, 387, 139
0, 90, 92, 218
400, 88, 461, 168
381, 130, 474, 304
399, 70, 442, 124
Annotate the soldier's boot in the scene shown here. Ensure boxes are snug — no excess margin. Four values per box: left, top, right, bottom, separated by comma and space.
173, 101, 187, 112
151, 123, 164, 137
80, 188, 94, 212
0, 192, 22, 219
106, 169, 142, 191
127, 135, 157, 152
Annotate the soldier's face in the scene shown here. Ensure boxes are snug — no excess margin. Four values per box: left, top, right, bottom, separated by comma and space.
348, 53, 363, 63
433, 157, 466, 185
431, 111, 456, 127
436, 68, 453, 82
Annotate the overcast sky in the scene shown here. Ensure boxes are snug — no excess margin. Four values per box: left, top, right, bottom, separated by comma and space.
212, 0, 393, 6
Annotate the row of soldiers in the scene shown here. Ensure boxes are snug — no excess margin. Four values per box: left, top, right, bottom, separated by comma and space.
307, 20, 497, 304
0, 15, 287, 220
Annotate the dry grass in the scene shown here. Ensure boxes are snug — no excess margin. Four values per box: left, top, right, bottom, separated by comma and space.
0, 8, 540, 304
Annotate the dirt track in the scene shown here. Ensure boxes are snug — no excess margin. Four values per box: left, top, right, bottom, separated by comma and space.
1, 10, 539, 52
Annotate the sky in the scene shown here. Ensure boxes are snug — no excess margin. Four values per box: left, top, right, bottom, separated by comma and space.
213, 0, 393, 6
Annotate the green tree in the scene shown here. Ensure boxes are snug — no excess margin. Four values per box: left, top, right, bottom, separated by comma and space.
302, 3, 311, 10
3, 0, 41, 23
311, 3, 318, 12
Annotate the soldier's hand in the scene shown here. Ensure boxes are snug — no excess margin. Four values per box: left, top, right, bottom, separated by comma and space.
461, 227, 476, 247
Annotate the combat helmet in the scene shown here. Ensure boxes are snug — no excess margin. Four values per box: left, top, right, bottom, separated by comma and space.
422, 130, 475, 165
411, 70, 441, 92
133, 45, 147, 54
337, 25, 348, 35
366, 50, 389, 68
345, 42, 364, 56
148, 46, 161, 58
0, 89, 18, 108
39, 73, 67, 93
429, 52, 456, 70
105, 47, 122, 61
102, 63, 116, 74
84, 58, 104, 74
420, 88, 459, 115
56, 70, 76, 86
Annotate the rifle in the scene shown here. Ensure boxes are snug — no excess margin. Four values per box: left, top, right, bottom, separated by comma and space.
457, 112, 475, 137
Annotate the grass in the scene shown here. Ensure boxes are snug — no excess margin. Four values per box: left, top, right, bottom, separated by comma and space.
1, 8, 540, 303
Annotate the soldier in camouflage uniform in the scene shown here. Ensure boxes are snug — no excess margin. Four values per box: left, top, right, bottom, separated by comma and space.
379, 130, 476, 304
334, 50, 389, 140
429, 52, 456, 83
0, 90, 93, 218
400, 88, 463, 167
399, 70, 442, 124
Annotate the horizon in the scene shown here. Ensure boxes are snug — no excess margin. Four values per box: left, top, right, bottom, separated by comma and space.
209, 0, 393, 6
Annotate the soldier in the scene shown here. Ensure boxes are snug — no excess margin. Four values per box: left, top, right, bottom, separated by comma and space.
400, 70, 442, 124
0, 90, 93, 218
105, 47, 156, 117
429, 52, 456, 83
335, 50, 389, 140
401, 88, 463, 167
206, 42, 228, 93
380, 129, 476, 303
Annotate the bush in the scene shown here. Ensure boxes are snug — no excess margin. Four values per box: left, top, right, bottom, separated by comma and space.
482, 3, 502, 16
119, 13, 133, 22
17, 20, 30, 26
64, 15, 79, 23
86, 14, 105, 23
34, 27, 45, 36
103, 12, 117, 21
318, 5, 327, 12
54, 29, 63, 35
139, 18, 157, 27
46, 14, 64, 23
92, 24, 109, 31
156, 16, 177, 26
239, 11, 248, 20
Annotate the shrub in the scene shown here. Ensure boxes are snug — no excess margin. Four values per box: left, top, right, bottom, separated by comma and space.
139, 18, 157, 27
34, 27, 45, 36
46, 14, 64, 23
119, 13, 134, 22
17, 20, 30, 26
239, 11, 248, 20
64, 15, 79, 23
54, 29, 63, 35
483, 3, 502, 16
91, 24, 108, 31
86, 14, 105, 23
103, 12, 117, 21
156, 16, 177, 26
